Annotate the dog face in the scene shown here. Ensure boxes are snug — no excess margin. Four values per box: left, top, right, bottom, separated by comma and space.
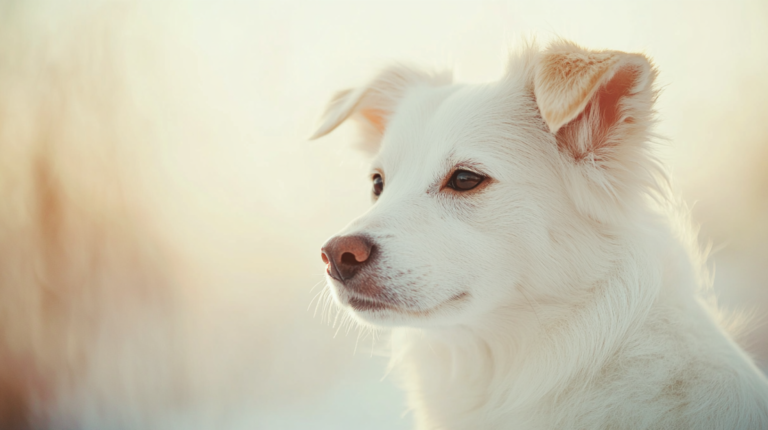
314, 43, 658, 328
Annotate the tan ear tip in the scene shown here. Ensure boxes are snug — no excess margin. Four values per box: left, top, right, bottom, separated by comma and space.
540, 109, 565, 135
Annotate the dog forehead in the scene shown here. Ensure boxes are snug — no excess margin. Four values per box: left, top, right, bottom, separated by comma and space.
376, 83, 509, 176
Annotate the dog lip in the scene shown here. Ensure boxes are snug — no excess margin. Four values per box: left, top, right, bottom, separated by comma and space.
347, 291, 470, 315
447, 292, 469, 303
348, 295, 394, 311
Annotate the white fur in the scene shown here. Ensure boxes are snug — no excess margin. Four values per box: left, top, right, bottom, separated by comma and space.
313, 41, 768, 429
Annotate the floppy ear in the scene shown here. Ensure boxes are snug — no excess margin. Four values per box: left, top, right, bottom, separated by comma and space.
534, 41, 662, 221
309, 65, 451, 145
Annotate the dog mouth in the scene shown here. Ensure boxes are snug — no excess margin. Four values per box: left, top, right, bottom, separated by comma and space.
347, 295, 394, 312
344, 291, 469, 315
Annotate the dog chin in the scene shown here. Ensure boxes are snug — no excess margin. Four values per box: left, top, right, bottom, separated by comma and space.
345, 303, 405, 327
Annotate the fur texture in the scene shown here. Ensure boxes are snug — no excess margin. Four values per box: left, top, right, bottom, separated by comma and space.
314, 41, 768, 429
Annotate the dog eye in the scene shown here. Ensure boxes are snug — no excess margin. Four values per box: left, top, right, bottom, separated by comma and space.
372, 174, 384, 196
447, 170, 485, 191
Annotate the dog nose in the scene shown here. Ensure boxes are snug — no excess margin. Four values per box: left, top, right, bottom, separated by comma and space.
321, 235, 374, 281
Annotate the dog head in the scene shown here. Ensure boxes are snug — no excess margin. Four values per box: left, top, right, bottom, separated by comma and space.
313, 42, 659, 328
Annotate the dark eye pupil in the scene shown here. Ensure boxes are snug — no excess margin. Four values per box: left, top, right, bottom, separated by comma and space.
450, 170, 483, 191
372, 174, 384, 196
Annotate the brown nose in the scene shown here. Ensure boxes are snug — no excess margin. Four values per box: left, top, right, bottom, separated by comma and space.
321, 235, 374, 281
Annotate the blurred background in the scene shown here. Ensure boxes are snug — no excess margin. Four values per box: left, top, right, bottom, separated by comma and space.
0, 1, 765, 429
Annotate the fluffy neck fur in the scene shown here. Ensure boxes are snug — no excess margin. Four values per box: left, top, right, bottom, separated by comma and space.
390, 205, 768, 429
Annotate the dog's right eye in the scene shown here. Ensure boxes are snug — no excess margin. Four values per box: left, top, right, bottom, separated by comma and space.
372, 174, 384, 197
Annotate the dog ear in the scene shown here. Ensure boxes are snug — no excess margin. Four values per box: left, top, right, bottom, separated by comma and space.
309, 65, 451, 143
534, 41, 662, 221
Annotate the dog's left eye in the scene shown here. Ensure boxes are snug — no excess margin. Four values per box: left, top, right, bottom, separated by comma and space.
447, 170, 485, 191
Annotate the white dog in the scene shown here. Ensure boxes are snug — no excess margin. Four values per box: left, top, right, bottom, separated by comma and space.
312, 41, 768, 429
